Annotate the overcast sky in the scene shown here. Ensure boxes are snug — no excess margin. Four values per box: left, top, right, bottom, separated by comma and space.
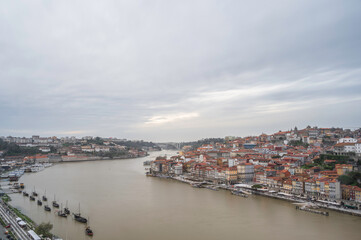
0, 0, 360, 141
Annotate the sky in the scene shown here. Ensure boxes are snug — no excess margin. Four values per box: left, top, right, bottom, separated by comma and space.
0, 0, 361, 142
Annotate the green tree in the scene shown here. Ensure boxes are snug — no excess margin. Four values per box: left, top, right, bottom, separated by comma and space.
338, 175, 354, 185
35, 222, 53, 237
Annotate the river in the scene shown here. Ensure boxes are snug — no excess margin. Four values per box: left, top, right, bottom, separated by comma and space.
9, 150, 361, 240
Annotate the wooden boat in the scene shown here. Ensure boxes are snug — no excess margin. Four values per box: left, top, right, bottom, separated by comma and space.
52, 195, 59, 208
42, 190, 48, 201
85, 226, 93, 236
73, 203, 87, 223
57, 205, 68, 218
64, 200, 70, 215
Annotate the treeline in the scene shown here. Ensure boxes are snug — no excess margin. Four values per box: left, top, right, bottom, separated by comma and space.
302, 154, 349, 170
338, 172, 361, 187
288, 140, 309, 148
180, 138, 225, 150
86, 137, 104, 145
0, 139, 43, 156
319, 154, 350, 162
64, 138, 161, 151
115, 140, 161, 151
93, 148, 128, 158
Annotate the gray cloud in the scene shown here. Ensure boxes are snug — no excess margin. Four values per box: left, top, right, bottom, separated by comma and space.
0, 0, 361, 141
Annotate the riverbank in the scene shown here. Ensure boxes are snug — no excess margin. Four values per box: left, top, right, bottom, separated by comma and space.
161, 175, 361, 217
0, 192, 63, 240
8, 149, 361, 240
59, 154, 149, 163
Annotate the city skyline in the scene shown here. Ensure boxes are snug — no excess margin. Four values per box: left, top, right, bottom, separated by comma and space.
1, 0, 361, 141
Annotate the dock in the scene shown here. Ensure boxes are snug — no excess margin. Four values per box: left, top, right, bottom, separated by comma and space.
296, 206, 329, 216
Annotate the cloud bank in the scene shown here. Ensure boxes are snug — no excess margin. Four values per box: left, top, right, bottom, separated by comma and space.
0, 0, 360, 141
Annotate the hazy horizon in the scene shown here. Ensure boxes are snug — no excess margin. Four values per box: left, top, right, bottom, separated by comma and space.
1, 123, 358, 143
1, 1, 361, 142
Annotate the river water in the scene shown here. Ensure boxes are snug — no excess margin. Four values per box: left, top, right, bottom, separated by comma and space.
9, 150, 361, 240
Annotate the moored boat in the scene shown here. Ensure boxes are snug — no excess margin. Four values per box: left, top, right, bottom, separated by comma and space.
57, 205, 67, 217
64, 207, 70, 215
73, 213, 87, 223
37, 200, 42, 206
52, 195, 59, 208
58, 211, 67, 217
85, 226, 93, 236
42, 190, 48, 201
231, 190, 248, 198
58, 210, 68, 217
44, 205, 51, 211
64, 200, 70, 214
73, 203, 87, 223
9, 174, 19, 181
32, 187, 38, 197
52, 201, 59, 208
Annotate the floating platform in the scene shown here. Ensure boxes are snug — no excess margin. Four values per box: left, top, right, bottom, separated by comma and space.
296, 206, 329, 216
231, 191, 248, 198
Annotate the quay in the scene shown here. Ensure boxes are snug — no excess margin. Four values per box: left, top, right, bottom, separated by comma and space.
153, 174, 361, 217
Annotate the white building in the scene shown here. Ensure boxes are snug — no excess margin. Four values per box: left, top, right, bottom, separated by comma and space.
237, 163, 254, 182
174, 164, 183, 175
328, 181, 341, 200
355, 140, 361, 155
39, 147, 51, 153
228, 159, 236, 167
334, 142, 356, 154
81, 146, 94, 152
338, 137, 357, 144
344, 144, 356, 152
94, 146, 110, 152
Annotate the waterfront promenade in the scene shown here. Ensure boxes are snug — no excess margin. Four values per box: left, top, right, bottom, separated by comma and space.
169, 175, 361, 217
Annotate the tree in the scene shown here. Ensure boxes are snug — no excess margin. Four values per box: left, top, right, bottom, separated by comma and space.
338, 175, 354, 185
35, 222, 53, 237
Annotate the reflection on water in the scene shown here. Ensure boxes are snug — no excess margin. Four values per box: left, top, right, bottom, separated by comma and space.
9, 151, 361, 240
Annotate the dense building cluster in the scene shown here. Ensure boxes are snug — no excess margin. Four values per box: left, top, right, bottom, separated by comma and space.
150, 126, 361, 205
